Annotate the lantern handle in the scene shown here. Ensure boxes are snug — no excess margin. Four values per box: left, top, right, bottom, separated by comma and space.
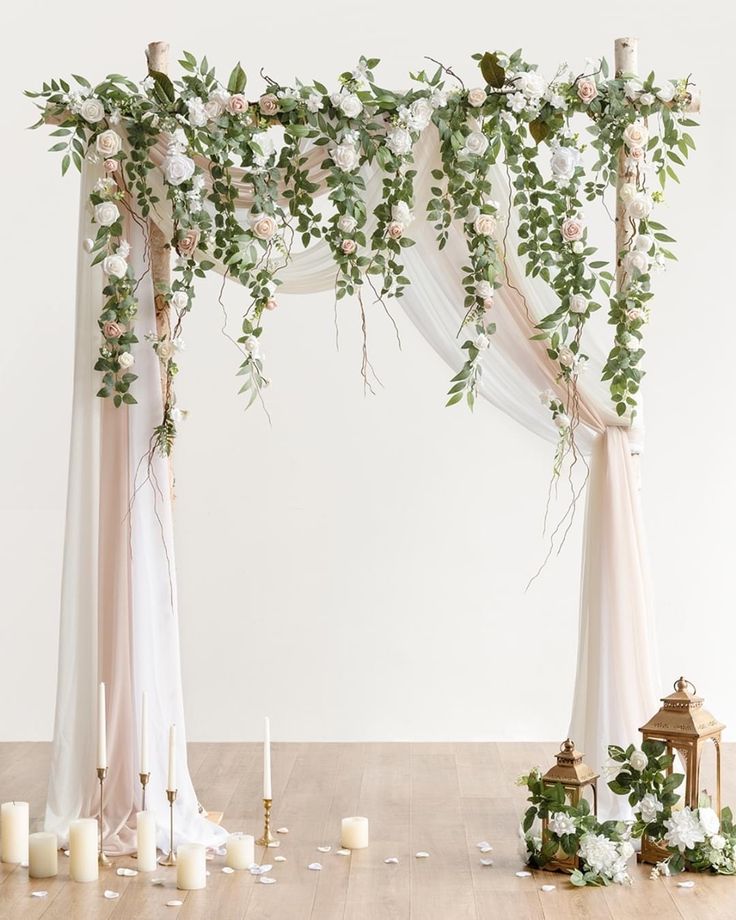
674, 677, 696, 695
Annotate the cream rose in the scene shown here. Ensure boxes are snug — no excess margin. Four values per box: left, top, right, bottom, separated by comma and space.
550, 146, 580, 181
629, 750, 648, 772
627, 193, 653, 220
118, 351, 135, 369
332, 142, 359, 171
561, 217, 585, 242
623, 121, 649, 148
473, 333, 490, 351
171, 290, 189, 310
176, 228, 200, 258
80, 98, 105, 123
634, 234, 653, 252
623, 250, 649, 275
341, 239, 357, 255
386, 221, 404, 240
576, 78, 598, 104
96, 129, 122, 158
250, 213, 277, 240
619, 183, 637, 205
657, 82, 676, 104
164, 153, 195, 187
462, 131, 489, 157
467, 87, 487, 108
102, 321, 123, 339
337, 214, 358, 233
474, 214, 497, 237
94, 201, 120, 227
227, 94, 248, 115
338, 93, 363, 118
475, 280, 493, 299
558, 346, 575, 368
157, 341, 174, 361
569, 293, 587, 314
102, 254, 127, 278
204, 98, 225, 120
259, 93, 280, 116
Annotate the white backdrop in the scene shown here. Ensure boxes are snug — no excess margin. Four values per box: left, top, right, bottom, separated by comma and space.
1, 0, 734, 745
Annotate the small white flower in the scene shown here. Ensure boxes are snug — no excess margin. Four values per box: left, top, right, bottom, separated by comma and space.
306, 93, 324, 113
546, 90, 567, 111
473, 333, 490, 351
623, 121, 649, 149
572, 241, 584, 254
711, 834, 726, 851
429, 89, 448, 109
118, 351, 135, 369
96, 129, 122, 158
83, 238, 95, 253
699, 808, 720, 837
507, 92, 527, 114
558, 346, 575, 368
619, 183, 638, 205
539, 388, 556, 406
548, 812, 577, 836
554, 412, 570, 430
665, 807, 706, 853
337, 214, 358, 234
391, 201, 414, 229
624, 79, 643, 100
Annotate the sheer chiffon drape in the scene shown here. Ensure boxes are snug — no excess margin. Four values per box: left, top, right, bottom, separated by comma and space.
48, 128, 658, 843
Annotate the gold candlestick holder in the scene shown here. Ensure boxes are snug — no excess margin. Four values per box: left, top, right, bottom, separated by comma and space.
97, 767, 111, 867
159, 789, 177, 866
256, 798, 278, 847
139, 772, 150, 812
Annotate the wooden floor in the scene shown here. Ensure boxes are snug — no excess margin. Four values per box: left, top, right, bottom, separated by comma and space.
2, 742, 736, 919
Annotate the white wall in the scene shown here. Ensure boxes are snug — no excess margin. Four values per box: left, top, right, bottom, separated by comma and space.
1, 0, 734, 744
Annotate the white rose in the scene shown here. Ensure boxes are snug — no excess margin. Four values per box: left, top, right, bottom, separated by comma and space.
475, 280, 493, 299
572, 241, 584, 254
187, 98, 208, 128
83, 238, 95, 253
332, 142, 359, 171
204, 97, 224, 120
118, 351, 135, 369
252, 131, 276, 162
699, 808, 720, 837
157, 341, 174, 360
623, 121, 649, 148
517, 71, 547, 99
558, 347, 575, 368
96, 130, 122, 158
386, 126, 413, 157
473, 333, 490, 351
391, 201, 414, 228
627, 192, 653, 220
711, 834, 726, 851
569, 293, 587, 314
637, 793, 663, 824
94, 201, 120, 227
407, 97, 433, 130
429, 89, 448, 109
548, 812, 576, 836
635, 234, 653, 252
250, 213, 277, 240
337, 214, 358, 233
467, 87, 487, 108
620, 841, 635, 860
102, 254, 127, 278
629, 750, 648, 772
640, 93, 655, 106
474, 214, 497, 237
623, 250, 649, 275
624, 79, 643, 100
80, 98, 105, 123
550, 146, 581, 181
619, 183, 638, 205
243, 334, 260, 355
339, 93, 363, 118
657, 82, 676, 104
539, 388, 556, 406
554, 412, 570, 430
171, 290, 189, 310
462, 131, 489, 157
164, 153, 195, 186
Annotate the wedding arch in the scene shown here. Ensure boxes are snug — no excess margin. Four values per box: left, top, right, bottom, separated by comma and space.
29, 37, 699, 851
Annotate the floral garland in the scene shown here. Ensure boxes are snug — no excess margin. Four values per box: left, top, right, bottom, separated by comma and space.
518, 767, 634, 886
607, 742, 736, 876
28, 51, 697, 454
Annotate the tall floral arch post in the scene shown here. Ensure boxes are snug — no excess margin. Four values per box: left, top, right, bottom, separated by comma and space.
31, 37, 700, 848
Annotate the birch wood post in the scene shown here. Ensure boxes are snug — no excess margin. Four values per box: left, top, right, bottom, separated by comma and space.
614, 37, 638, 294
145, 41, 172, 415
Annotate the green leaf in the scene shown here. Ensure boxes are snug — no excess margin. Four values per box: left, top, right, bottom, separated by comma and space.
227, 62, 247, 95
148, 70, 175, 105
480, 52, 505, 89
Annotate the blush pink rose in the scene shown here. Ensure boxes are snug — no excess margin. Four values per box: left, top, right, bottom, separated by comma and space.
103, 321, 123, 339
259, 94, 279, 116
103, 158, 118, 173
561, 217, 585, 242
177, 228, 200, 259
577, 78, 598, 104
251, 214, 277, 240
387, 221, 404, 240
265, 298, 278, 311
341, 239, 357, 255
227, 94, 249, 115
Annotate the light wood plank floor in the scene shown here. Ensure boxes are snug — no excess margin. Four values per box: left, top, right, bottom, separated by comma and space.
2, 742, 736, 919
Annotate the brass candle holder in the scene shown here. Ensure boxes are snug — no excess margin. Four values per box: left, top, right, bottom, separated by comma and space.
159, 789, 177, 866
139, 772, 150, 812
256, 798, 278, 847
97, 767, 111, 867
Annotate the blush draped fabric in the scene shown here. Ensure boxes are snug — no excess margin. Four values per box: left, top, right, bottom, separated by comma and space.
47, 128, 658, 842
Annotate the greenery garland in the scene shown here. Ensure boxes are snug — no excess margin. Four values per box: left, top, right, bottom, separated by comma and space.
27, 50, 697, 455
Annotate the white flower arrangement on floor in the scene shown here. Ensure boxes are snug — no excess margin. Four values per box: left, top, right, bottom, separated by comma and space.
28, 49, 698, 454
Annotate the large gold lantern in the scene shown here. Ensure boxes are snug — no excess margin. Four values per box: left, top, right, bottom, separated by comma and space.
541, 739, 599, 872
638, 676, 725, 864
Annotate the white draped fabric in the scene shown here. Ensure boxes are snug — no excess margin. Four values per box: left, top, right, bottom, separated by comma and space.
48, 127, 658, 843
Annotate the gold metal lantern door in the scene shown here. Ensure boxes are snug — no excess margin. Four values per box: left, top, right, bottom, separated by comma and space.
638, 677, 725, 864
541, 739, 599, 873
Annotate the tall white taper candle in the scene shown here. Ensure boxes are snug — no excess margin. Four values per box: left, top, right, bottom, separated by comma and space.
167, 724, 176, 791
97, 682, 107, 770
263, 716, 272, 799
140, 692, 149, 774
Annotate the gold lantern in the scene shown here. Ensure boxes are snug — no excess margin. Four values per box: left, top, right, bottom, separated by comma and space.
638, 676, 725, 864
541, 739, 599, 873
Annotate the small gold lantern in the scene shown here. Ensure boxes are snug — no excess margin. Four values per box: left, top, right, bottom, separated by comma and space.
638, 676, 725, 864
541, 739, 599, 872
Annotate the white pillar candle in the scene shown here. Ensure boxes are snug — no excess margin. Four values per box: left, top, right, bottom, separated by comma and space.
176, 843, 206, 890
136, 811, 157, 872
341, 816, 369, 850
1, 801, 29, 864
140, 692, 149, 775
29, 832, 58, 878
69, 818, 98, 882
167, 723, 176, 791
263, 716, 272, 800
225, 833, 255, 870
97, 682, 107, 770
